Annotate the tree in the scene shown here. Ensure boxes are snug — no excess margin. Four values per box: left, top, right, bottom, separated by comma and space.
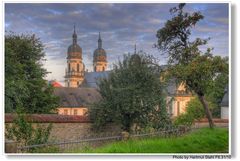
90, 53, 170, 132
5, 32, 59, 113
206, 70, 229, 117
156, 4, 228, 128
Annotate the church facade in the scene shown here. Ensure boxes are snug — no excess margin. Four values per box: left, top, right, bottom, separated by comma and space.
55, 26, 193, 118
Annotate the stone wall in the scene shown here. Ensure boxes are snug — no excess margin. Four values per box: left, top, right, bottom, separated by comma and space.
5, 114, 229, 142
193, 118, 229, 128
49, 123, 120, 141
6, 122, 121, 142
5, 114, 122, 142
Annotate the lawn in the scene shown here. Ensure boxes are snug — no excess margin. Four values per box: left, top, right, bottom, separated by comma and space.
70, 127, 229, 153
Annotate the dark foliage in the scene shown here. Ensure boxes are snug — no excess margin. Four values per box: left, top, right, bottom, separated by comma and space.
5, 32, 59, 113
90, 53, 171, 132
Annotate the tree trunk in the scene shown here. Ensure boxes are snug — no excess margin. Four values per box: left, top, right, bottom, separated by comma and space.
123, 123, 131, 133
198, 95, 214, 129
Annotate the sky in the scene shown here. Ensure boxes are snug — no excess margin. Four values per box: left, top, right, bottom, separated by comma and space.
5, 3, 229, 84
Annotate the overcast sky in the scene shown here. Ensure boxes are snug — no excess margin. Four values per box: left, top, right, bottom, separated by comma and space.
5, 3, 229, 84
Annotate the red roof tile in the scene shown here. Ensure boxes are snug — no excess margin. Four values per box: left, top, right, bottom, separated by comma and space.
5, 114, 91, 123
51, 81, 63, 87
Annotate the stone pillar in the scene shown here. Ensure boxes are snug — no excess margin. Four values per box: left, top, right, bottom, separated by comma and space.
5, 140, 17, 153
121, 131, 130, 141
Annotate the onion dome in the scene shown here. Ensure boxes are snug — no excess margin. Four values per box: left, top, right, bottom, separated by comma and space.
93, 32, 107, 62
130, 44, 141, 64
67, 25, 82, 59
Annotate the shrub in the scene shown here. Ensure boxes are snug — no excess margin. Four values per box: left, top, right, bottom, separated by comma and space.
174, 97, 212, 127
5, 108, 52, 152
173, 114, 194, 127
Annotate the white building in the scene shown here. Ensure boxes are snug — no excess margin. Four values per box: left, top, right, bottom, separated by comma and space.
220, 85, 229, 119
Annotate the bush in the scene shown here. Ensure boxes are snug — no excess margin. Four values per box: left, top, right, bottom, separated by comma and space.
185, 98, 205, 120
5, 108, 52, 152
173, 114, 194, 127
174, 97, 210, 127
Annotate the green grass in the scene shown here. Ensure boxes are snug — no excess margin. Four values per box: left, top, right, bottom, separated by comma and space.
70, 128, 228, 153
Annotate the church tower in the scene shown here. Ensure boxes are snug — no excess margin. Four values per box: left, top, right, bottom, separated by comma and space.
93, 32, 107, 72
65, 25, 85, 87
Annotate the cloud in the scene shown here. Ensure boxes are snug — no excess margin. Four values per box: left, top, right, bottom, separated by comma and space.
212, 17, 229, 25
5, 3, 229, 82
194, 25, 228, 33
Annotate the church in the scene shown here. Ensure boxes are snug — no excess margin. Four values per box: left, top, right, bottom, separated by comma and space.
53, 26, 193, 118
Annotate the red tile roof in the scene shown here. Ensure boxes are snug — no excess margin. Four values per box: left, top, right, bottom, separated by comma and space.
51, 81, 63, 87
5, 114, 91, 123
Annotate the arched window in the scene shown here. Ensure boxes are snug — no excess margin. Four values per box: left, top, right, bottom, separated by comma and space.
102, 66, 105, 71
94, 66, 96, 72
77, 63, 79, 72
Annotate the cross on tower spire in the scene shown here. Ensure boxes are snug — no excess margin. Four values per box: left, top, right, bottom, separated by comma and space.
74, 24, 76, 34
72, 24, 77, 44
98, 32, 102, 49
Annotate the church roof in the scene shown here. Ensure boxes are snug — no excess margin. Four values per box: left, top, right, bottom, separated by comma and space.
53, 67, 192, 109
54, 87, 102, 107
94, 48, 106, 57
220, 85, 229, 107
82, 69, 180, 96
82, 71, 110, 88
68, 44, 82, 53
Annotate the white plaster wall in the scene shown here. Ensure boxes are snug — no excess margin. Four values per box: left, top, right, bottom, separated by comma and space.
221, 106, 229, 119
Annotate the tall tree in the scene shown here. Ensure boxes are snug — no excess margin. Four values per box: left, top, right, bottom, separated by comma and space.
156, 4, 228, 128
206, 70, 229, 117
90, 53, 170, 132
5, 32, 59, 113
